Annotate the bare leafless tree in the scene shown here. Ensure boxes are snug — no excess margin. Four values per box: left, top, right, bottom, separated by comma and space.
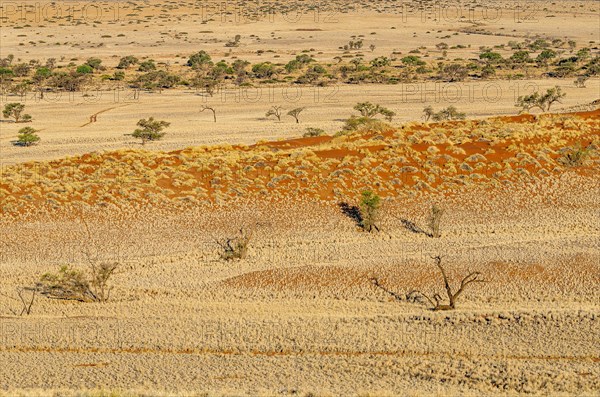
200, 105, 217, 122
266, 106, 284, 121
1, 287, 36, 316
410, 256, 486, 310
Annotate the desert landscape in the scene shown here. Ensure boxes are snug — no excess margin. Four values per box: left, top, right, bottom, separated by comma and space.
0, 0, 599, 396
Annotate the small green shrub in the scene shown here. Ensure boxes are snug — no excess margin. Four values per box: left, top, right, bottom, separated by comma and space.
359, 190, 381, 232
126, 117, 170, 145
16, 126, 40, 146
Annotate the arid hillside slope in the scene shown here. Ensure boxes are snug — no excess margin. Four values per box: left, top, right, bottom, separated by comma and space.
1, 109, 598, 217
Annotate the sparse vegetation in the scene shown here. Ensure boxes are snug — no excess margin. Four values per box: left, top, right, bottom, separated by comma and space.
558, 144, 592, 167
36, 220, 120, 303
574, 76, 588, 88
303, 127, 324, 137
353, 102, 395, 121
37, 263, 118, 302
424, 106, 466, 121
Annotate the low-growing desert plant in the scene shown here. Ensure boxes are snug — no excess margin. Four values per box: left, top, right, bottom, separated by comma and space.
409, 256, 486, 310
36, 218, 120, 303
15, 126, 40, 146
340, 116, 392, 134
558, 144, 591, 167
127, 117, 170, 145
215, 228, 252, 260
423, 105, 465, 121
353, 102, 395, 121
117, 55, 139, 69
428, 205, 445, 238
359, 190, 381, 232
37, 262, 118, 302
574, 76, 588, 88
303, 127, 324, 137
431, 106, 466, 121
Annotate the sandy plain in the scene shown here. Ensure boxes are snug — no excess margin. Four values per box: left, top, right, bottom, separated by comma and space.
0, 0, 599, 396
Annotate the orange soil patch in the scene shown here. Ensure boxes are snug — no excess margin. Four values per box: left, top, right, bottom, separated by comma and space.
1, 110, 598, 216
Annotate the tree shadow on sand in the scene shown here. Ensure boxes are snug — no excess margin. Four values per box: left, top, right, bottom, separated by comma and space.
338, 202, 363, 228
400, 219, 432, 237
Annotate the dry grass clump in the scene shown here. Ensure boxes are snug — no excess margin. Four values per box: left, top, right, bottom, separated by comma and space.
37, 262, 118, 302
215, 228, 252, 261
557, 144, 594, 167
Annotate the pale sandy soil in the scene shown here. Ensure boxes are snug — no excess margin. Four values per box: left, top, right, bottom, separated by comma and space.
1, 78, 599, 165
0, 173, 599, 396
1, 0, 598, 65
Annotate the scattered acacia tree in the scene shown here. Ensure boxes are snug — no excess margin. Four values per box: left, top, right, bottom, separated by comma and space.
11, 81, 30, 99
287, 107, 305, 123
3, 102, 31, 123
516, 86, 566, 113
15, 126, 41, 146
127, 117, 170, 145
543, 86, 566, 111
354, 102, 395, 121
200, 105, 217, 122
359, 190, 381, 232
438, 63, 468, 82
408, 256, 486, 310
429, 205, 444, 238
265, 106, 284, 121
215, 228, 252, 261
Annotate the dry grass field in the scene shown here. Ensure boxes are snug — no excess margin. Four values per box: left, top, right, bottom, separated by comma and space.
0, 0, 599, 396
